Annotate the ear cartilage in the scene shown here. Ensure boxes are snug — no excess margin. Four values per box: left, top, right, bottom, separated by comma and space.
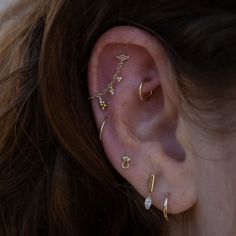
89, 53, 130, 110
144, 173, 156, 210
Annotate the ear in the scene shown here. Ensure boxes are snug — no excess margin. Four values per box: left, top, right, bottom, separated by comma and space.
88, 26, 197, 215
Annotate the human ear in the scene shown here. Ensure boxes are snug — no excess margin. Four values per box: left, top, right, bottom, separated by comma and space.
88, 26, 197, 215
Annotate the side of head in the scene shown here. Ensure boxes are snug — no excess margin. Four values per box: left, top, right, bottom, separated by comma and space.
0, 0, 236, 235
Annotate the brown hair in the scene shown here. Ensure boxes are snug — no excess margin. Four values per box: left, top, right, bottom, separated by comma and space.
0, 0, 235, 235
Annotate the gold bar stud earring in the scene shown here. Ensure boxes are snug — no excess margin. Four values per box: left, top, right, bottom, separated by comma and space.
144, 173, 156, 210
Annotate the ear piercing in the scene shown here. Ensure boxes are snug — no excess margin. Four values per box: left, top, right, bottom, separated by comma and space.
139, 81, 153, 102
121, 156, 132, 169
163, 193, 170, 221
99, 117, 107, 141
144, 172, 171, 220
96, 96, 108, 110
99, 120, 132, 169
144, 173, 156, 210
89, 53, 130, 110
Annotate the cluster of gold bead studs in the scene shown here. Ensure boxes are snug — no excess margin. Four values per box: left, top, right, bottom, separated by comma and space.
89, 53, 130, 110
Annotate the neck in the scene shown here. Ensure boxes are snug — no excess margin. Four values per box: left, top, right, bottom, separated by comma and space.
169, 124, 236, 236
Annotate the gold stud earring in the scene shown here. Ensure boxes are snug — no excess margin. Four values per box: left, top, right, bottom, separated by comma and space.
144, 173, 156, 210
139, 81, 153, 102
121, 156, 132, 169
99, 118, 107, 141
89, 53, 130, 110
163, 193, 170, 221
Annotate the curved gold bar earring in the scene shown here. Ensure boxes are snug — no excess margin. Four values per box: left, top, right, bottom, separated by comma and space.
163, 193, 170, 221
139, 81, 153, 102
99, 118, 107, 141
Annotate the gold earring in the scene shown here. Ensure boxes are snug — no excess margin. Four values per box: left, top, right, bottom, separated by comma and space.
144, 173, 156, 210
89, 53, 130, 110
121, 156, 132, 169
99, 118, 107, 141
139, 81, 153, 102
163, 193, 170, 221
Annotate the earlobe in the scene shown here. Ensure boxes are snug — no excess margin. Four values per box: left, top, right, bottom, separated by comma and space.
88, 26, 197, 216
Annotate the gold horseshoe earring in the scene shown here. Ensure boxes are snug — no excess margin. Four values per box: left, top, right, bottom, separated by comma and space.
139, 81, 153, 102
163, 193, 170, 221
99, 118, 107, 141
121, 156, 132, 169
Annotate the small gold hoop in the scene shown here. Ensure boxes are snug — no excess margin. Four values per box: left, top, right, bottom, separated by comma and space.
139, 82, 153, 102
99, 118, 107, 141
163, 193, 170, 221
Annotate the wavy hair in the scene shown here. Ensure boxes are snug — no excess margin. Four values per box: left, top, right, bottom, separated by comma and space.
0, 0, 235, 235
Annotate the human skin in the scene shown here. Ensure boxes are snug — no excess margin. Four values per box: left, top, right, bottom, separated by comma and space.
88, 26, 236, 236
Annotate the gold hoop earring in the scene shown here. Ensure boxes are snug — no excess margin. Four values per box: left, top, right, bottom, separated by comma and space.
163, 193, 170, 221
139, 82, 153, 102
99, 118, 107, 141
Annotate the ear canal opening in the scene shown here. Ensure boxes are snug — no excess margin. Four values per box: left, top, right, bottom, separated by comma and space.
158, 118, 186, 162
